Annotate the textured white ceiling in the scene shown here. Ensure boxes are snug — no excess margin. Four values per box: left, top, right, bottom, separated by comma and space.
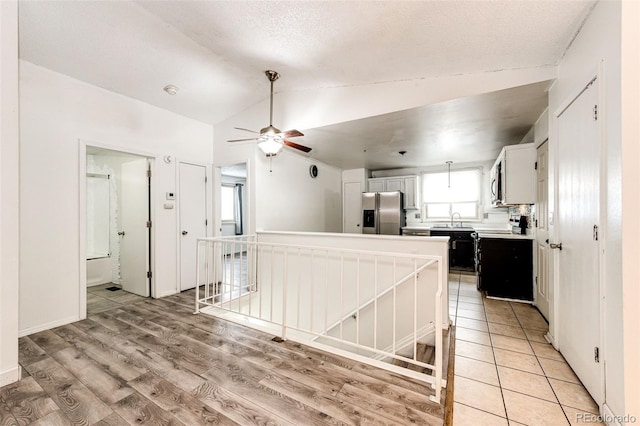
19, 0, 592, 123
300, 80, 552, 170
18, 0, 594, 125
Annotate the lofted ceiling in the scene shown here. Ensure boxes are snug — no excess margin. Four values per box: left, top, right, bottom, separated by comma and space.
300, 80, 552, 170
18, 0, 595, 169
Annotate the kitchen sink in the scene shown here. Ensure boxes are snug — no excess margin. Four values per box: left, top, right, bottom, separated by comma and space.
431, 226, 475, 231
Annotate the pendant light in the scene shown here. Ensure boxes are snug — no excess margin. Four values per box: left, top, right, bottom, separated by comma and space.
446, 161, 453, 188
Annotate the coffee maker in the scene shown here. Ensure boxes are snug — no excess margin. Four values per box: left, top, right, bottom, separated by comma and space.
518, 215, 528, 235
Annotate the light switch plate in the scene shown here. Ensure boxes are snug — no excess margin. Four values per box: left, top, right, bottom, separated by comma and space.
166, 192, 175, 200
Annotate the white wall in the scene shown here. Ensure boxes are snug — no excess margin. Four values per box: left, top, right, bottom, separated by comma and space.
19, 61, 213, 334
214, 140, 343, 234
255, 150, 342, 233
620, 1, 640, 419
548, 0, 628, 417
0, 0, 20, 386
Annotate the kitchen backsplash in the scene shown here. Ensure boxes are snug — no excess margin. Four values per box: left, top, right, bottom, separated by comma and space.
405, 205, 534, 228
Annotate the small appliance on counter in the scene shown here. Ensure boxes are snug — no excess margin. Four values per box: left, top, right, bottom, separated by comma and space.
362, 191, 405, 235
518, 215, 528, 235
508, 205, 533, 235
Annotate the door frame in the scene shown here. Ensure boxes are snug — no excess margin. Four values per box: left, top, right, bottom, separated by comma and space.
79, 140, 157, 319
213, 159, 252, 238
550, 65, 607, 404
175, 160, 212, 293
534, 138, 550, 320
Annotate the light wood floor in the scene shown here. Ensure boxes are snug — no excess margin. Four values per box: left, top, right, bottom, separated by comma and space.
1, 289, 446, 425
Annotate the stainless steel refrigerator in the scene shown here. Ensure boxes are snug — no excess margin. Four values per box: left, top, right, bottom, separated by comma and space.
362, 191, 405, 235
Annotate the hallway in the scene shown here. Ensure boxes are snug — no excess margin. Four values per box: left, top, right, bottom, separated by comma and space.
449, 273, 602, 425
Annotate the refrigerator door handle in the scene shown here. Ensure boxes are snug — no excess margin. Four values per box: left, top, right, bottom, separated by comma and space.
375, 192, 380, 234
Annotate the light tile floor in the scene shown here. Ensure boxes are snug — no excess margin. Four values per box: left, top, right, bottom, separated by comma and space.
450, 273, 603, 426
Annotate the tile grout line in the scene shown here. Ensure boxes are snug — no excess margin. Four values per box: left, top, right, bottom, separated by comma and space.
511, 302, 573, 425
483, 295, 513, 424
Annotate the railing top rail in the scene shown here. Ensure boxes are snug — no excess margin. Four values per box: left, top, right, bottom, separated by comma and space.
197, 236, 444, 262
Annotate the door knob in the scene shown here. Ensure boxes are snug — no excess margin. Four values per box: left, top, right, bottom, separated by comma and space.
117, 231, 125, 237
550, 242, 562, 250
182, 230, 188, 235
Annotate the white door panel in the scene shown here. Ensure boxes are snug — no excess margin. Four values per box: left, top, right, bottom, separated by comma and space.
535, 141, 550, 320
179, 163, 207, 291
557, 79, 602, 403
120, 159, 149, 297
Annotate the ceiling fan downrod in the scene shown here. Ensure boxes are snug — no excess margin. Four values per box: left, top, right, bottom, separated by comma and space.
265, 70, 279, 128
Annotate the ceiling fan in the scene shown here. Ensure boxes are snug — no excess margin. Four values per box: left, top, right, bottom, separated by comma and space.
227, 70, 311, 157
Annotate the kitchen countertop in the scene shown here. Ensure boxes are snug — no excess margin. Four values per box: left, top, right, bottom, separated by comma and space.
402, 224, 535, 240
476, 232, 534, 240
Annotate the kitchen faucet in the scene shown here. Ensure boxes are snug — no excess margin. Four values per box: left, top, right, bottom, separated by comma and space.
451, 212, 463, 228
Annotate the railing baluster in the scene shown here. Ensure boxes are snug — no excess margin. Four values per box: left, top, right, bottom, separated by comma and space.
296, 247, 301, 330
340, 255, 344, 340
270, 246, 274, 323
282, 249, 288, 340
195, 241, 201, 313
373, 256, 378, 350
193, 235, 444, 400
356, 255, 360, 346
310, 251, 314, 333
324, 250, 328, 338
392, 257, 397, 355
414, 257, 418, 365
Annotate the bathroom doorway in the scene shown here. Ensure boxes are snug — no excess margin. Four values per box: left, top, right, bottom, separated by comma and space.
85, 147, 152, 315
214, 162, 250, 298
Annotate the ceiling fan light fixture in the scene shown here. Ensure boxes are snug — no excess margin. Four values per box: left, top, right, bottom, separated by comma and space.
257, 134, 284, 156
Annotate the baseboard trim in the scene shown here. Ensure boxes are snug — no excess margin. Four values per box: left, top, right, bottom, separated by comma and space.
0, 366, 21, 386
544, 331, 557, 348
158, 290, 178, 298
601, 403, 624, 426
18, 315, 79, 337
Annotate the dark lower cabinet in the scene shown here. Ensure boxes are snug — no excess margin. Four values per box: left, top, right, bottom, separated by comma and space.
477, 237, 533, 301
430, 230, 475, 272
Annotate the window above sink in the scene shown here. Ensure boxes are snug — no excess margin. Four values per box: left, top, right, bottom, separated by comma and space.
422, 167, 481, 221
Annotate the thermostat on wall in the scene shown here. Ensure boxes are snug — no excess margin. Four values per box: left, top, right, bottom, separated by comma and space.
309, 165, 318, 178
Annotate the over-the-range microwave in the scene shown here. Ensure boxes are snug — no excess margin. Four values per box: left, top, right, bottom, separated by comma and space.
491, 159, 504, 205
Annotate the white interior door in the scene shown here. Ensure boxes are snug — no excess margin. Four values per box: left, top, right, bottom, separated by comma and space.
343, 181, 363, 233
179, 163, 207, 291
120, 158, 149, 297
535, 141, 550, 320
557, 78, 602, 402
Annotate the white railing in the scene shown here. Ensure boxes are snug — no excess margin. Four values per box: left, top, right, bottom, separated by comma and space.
195, 234, 445, 403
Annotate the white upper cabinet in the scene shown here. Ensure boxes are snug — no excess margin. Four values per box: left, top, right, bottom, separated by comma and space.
491, 143, 536, 205
367, 175, 420, 209
367, 179, 385, 192
385, 178, 404, 192
403, 176, 419, 210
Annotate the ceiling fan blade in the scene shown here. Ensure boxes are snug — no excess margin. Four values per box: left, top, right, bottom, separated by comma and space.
281, 129, 304, 138
284, 140, 312, 153
234, 127, 259, 134
227, 137, 258, 142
